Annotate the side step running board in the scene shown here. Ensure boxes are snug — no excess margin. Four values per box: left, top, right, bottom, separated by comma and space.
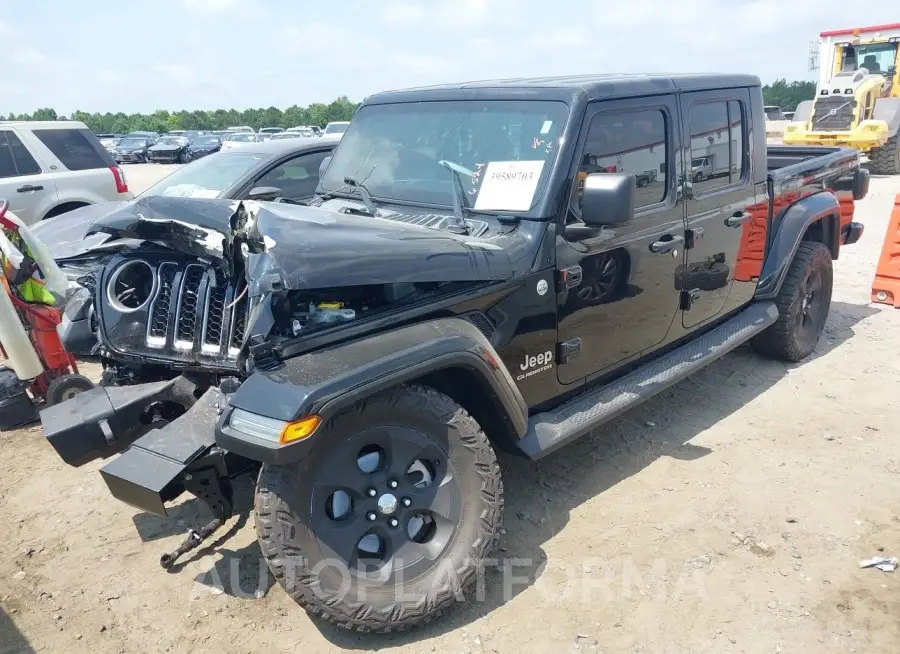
517, 301, 778, 459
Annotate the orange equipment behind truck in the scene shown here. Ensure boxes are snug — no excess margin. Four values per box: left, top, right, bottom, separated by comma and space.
871, 193, 900, 307
0, 199, 94, 430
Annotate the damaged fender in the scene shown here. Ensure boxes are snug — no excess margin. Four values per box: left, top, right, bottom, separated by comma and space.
217, 316, 528, 464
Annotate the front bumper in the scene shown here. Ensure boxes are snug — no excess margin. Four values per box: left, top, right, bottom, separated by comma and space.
100, 387, 221, 516
148, 151, 180, 162
783, 120, 890, 152
40, 375, 200, 467
115, 152, 144, 163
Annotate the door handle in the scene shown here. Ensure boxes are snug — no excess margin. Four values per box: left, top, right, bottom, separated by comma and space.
725, 211, 752, 228
16, 184, 43, 193
649, 234, 684, 254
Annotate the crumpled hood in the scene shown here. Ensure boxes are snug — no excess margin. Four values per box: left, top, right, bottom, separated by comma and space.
29, 201, 137, 260
84, 195, 514, 295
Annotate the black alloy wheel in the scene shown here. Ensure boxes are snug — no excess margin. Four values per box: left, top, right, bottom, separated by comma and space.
255, 385, 503, 632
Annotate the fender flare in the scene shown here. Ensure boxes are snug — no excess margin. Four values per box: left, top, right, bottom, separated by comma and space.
873, 97, 900, 137
754, 191, 840, 300
217, 317, 529, 464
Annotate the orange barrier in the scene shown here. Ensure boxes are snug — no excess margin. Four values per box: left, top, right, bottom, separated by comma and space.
871, 194, 900, 308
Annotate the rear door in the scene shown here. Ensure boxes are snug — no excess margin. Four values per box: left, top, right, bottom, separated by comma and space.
28, 127, 124, 208
679, 89, 755, 329
0, 129, 58, 224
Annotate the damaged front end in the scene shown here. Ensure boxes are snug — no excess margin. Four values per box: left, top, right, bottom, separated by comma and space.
79, 195, 512, 373
41, 194, 515, 567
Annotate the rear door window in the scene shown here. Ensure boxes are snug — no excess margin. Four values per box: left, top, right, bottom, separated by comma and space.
0, 131, 42, 178
32, 128, 116, 171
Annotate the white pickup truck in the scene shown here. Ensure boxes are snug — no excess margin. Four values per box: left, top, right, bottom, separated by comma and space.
0, 121, 134, 225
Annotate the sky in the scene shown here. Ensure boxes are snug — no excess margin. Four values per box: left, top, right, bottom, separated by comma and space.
0, 0, 896, 115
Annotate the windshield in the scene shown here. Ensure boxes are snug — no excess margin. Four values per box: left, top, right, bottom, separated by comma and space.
842, 42, 898, 74
272, 133, 300, 140
138, 151, 269, 199
193, 136, 220, 145
320, 100, 568, 213
228, 133, 256, 142
156, 137, 183, 146
324, 123, 349, 134
119, 139, 147, 148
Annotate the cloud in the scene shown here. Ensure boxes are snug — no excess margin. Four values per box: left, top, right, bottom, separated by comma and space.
154, 64, 196, 87
180, 0, 246, 14
12, 47, 47, 65
381, 3, 426, 26
96, 70, 118, 85
1, 0, 897, 114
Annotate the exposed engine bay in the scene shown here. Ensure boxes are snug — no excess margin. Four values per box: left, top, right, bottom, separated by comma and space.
270, 282, 462, 338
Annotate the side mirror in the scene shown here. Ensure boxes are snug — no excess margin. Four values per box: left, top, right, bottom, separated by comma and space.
247, 186, 282, 201
581, 173, 635, 227
319, 155, 332, 179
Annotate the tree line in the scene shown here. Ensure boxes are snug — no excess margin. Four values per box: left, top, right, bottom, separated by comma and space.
0, 96, 359, 134
761, 79, 817, 111
1, 80, 817, 133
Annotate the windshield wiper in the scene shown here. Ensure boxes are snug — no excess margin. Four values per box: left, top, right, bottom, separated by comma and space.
342, 176, 380, 216
438, 161, 471, 235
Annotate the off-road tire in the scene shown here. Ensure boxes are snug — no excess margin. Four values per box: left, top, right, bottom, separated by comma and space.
870, 134, 900, 175
751, 241, 833, 362
255, 384, 504, 633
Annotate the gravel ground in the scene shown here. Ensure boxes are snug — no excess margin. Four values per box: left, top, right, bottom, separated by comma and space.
1, 166, 899, 654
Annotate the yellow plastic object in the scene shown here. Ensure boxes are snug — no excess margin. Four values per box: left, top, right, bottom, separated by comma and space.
279, 415, 322, 444
317, 301, 343, 309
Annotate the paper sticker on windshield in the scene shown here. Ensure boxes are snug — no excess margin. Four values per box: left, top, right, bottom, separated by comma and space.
190, 189, 220, 199
473, 161, 545, 212
540, 120, 553, 134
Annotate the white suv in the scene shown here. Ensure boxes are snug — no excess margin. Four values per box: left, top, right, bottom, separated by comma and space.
0, 121, 133, 225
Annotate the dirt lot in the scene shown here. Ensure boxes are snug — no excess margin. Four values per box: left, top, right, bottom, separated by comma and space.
2, 167, 900, 654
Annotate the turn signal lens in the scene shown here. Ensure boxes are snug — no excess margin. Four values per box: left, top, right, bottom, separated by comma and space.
279, 415, 321, 444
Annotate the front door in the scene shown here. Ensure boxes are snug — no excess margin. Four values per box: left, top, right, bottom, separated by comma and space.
556, 95, 686, 385
679, 88, 755, 328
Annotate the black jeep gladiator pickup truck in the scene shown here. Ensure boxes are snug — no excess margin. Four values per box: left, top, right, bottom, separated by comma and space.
41, 73, 868, 632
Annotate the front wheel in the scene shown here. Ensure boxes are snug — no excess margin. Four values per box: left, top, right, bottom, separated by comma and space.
870, 134, 900, 175
751, 241, 833, 362
255, 384, 503, 633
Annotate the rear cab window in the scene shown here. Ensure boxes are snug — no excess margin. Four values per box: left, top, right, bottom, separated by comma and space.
32, 128, 116, 171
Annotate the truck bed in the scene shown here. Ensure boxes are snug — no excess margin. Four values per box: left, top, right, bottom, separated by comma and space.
767, 145, 858, 178
765, 144, 862, 242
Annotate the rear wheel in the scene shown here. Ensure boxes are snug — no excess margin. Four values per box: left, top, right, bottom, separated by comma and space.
255, 384, 503, 633
752, 241, 833, 362
870, 134, 900, 175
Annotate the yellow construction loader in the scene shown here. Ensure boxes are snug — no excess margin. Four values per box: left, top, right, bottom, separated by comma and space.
784, 22, 900, 174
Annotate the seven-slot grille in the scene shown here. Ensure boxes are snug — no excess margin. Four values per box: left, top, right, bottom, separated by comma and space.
810, 95, 856, 131
144, 261, 249, 358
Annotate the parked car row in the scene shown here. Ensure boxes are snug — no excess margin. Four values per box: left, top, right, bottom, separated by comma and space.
97, 122, 346, 164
